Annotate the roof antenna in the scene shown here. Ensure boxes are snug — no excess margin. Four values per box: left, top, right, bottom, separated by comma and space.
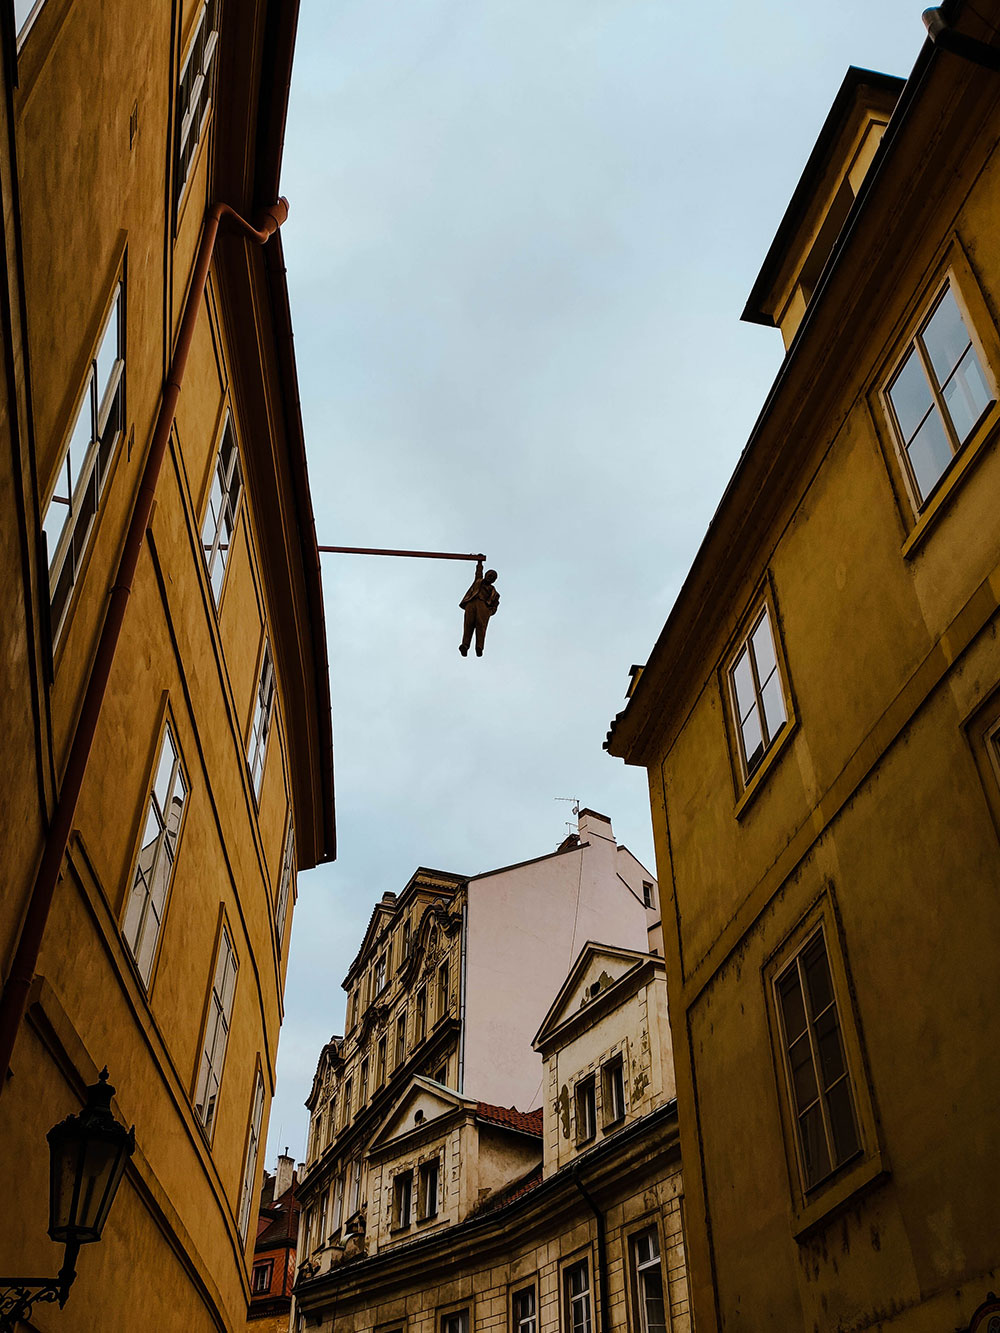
555, 796, 580, 838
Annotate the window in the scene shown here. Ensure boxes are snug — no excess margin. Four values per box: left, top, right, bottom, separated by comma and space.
122, 721, 187, 986
775, 929, 860, 1190
437, 959, 450, 1021
513, 1287, 537, 1333
350, 988, 359, 1030
431, 1063, 447, 1086
602, 1055, 625, 1127
392, 1169, 412, 1229
348, 1158, 362, 1213
200, 415, 243, 605
331, 1172, 344, 1233
193, 923, 238, 1136
175, 0, 220, 207
43, 280, 125, 640
238, 1070, 265, 1239
418, 1158, 439, 1219
401, 918, 412, 960
325, 1095, 336, 1146
441, 1312, 468, 1333
886, 279, 993, 505
251, 1261, 272, 1296
642, 880, 654, 909
564, 1261, 592, 1333
374, 952, 387, 995
359, 1057, 370, 1106
631, 1228, 667, 1333
376, 1036, 387, 1087
248, 639, 275, 799
342, 1078, 352, 1128
275, 823, 295, 949
318, 1189, 328, 1245
575, 1076, 596, 1143
415, 986, 427, 1043
395, 1010, 407, 1067
728, 603, 787, 780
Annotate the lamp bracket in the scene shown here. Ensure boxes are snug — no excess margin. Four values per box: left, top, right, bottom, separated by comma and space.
0, 1277, 67, 1330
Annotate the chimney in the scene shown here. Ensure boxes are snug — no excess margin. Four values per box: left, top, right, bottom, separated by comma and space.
275, 1147, 294, 1200
577, 809, 614, 845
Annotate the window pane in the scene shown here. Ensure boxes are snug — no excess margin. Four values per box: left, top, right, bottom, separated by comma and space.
639, 1267, 668, 1333
760, 668, 786, 742
942, 345, 991, 444
826, 1077, 860, 1164
801, 934, 832, 1014
788, 1033, 819, 1112
889, 349, 934, 444
95, 291, 121, 405
750, 611, 777, 682
731, 647, 756, 722
798, 1102, 832, 1187
921, 286, 971, 384
741, 707, 764, 774
813, 1006, 846, 1088
154, 731, 178, 804
906, 408, 953, 501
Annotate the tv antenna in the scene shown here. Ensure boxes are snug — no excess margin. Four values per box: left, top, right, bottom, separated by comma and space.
555, 796, 580, 837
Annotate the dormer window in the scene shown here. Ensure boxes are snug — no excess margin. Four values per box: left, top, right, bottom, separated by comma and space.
575, 1075, 596, 1144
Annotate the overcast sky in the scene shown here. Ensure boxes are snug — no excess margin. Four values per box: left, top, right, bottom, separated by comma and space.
264, 0, 927, 1164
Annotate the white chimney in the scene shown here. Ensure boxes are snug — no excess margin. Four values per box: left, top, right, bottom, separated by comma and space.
577, 809, 614, 844
275, 1148, 294, 1200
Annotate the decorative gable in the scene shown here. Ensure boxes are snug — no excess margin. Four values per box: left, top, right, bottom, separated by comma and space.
533, 942, 651, 1050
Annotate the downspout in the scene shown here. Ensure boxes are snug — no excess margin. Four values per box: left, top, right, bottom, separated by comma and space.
573, 1166, 612, 1333
458, 896, 468, 1093
0, 198, 289, 1092
923, 7, 1000, 70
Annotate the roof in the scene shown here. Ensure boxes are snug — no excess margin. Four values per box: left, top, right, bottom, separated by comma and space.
469, 1164, 544, 1217
256, 1179, 300, 1250
475, 1103, 543, 1136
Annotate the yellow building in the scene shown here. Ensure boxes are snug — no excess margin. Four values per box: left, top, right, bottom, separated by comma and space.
607, 6, 1000, 1330
0, 0, 333, 1329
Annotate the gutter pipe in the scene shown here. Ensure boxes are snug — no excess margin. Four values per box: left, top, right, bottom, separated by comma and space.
0, 198, 289, 1094
923, 7, 1000, 70
572, 1166, 612, 1333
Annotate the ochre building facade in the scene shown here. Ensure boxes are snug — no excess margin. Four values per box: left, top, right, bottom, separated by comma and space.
608, 5, 1000, 1330
0, 0, 333, 1329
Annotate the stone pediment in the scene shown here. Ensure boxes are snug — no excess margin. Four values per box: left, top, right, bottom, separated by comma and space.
367, 1077, 471, 1155
532, 942, 653, 1049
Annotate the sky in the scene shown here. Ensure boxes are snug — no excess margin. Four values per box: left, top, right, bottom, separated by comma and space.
264, 0, 928, 1163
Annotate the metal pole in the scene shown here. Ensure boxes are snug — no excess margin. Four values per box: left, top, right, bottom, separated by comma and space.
318, 546, 485, 562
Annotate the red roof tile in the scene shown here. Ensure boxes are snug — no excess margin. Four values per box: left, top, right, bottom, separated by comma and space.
475, 1102, 543, 1136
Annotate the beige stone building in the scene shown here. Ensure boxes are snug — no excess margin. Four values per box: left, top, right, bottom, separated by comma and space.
606, 6, 1000, 1328
295, 810, 657, 1265
295, 940, 688, 1333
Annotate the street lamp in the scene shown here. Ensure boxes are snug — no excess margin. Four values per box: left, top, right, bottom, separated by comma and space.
0, 1067, 135, 1330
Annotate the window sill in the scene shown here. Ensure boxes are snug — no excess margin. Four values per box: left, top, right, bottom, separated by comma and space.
791, 1150, 889, 1241
900, 413, 998, 560
734, 717, 798, 821
601, 1114, 625, 1133
576, 1133, 596, 1148
416, 1212, 439, 1226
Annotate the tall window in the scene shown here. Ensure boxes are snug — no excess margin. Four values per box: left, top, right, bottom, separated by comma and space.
775, 929, 860, 1190
238, 1071, 265, 1239
359, 1057, 369, 1106
331, 1172, 344, 1233
415, 986, 427, 1043
325, 1095, 336, 1147
886, 280, 993, 504
602, 1055, 625, 1126
564, 1261, 592, 1333
318, 1189, 328, 1245
43, 280, 125, 639
631, 1228, 667, 1333
275, 823, 295, 949
401, 917, 411, 960
729, 603, 787, 780
376, 1036, 387, 1087
513, 1287, 537, 1333
193, 924, 238, 1137
395, 1010, 407, 1067
437, 959, 450, 1021
418, 1158, 439, 1219
373, 953, 387, 995
122, 721, 187, 986
392, 1170, 412, 1229
248, 640, 275, 799
441, 1312, 468, 1333
342, 1078, 352, 1128
575, 1076, 596, 1144
251, 1261, 272, 1296
175, 0, 221, 207
349, 1158, 361, 1213
200, 416, 243, 605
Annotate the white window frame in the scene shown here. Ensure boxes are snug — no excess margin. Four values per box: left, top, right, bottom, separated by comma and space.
631, 1227, 669, 1333
727, 601, 788, 783
575, 1076, 596, 1144
601, 1055, 625, 1127
441, 1311, 469, 1333
200, 414, 243, 606
275, 821, 295, 950
193, 922, 238, 1137
121, 719, 187, 987
563, 1260, 592, 1333
238, 1070, 265, 1240
513, 1286, 537, 1333
250, 1259, 272, 1295
175, 0, 221, 210
43, 280, 125, 642
393, 1169, 412, 1229
248, 639, 276, 800
418, 1157, 439, 1219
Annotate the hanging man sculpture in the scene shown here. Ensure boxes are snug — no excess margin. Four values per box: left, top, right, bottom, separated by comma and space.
459, 559, 500, 657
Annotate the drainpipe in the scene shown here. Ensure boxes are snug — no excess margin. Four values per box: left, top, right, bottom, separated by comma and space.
573, 1166, 612, 1333
457, 897, 468, 1094
0, 198, 289, 1093
923, 7, 1000, 70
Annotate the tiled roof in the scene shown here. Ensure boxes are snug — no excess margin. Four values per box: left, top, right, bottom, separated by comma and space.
255, 1181, 300, 1249
469, 1163, 544, 1217
475, 1102, 543, 1136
